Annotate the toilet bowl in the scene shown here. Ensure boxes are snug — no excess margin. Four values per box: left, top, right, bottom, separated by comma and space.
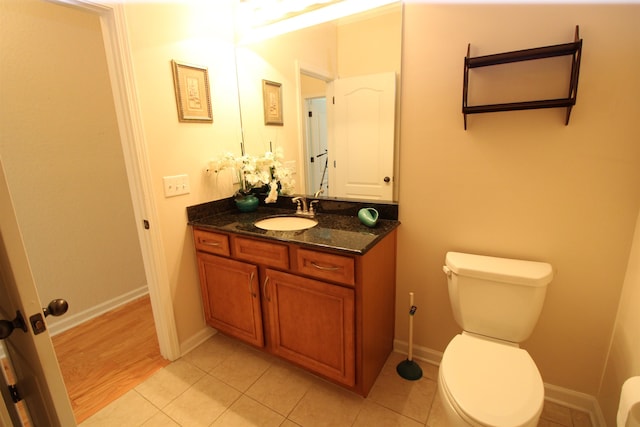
438, 333, 544, 427
439, 252, 553, 427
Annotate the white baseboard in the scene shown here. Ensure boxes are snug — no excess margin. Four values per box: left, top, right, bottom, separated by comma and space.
393, 339, 606, 427
48, 286, 149, 336
393, 338, 444, 367
544, 383, 607, 427
179, 326, 217, 357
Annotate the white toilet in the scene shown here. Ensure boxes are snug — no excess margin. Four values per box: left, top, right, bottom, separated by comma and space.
438, 251, 554, 427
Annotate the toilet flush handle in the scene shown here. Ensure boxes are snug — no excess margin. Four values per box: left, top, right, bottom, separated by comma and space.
442, 266, 452, 277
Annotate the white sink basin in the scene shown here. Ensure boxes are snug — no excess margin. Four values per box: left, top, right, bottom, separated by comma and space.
254, 216, 318, 231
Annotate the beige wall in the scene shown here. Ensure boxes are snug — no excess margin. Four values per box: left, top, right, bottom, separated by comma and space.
337, 7, 402, 78
599, 209, 640, 425
122, 0, 243, 344
398, 1, 640, 399
0, 0, 146, 324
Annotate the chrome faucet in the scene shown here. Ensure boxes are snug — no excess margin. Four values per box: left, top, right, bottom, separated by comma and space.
292, 196, 318, 217
314, 189, 324, 198
292, 196, 307, 214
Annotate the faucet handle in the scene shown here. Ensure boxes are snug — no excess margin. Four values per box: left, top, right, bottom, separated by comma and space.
309, 200, 319, 215
292, 197, 303, 214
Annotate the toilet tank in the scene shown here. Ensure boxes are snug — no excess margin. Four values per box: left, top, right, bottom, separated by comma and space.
443, 252, 553, 343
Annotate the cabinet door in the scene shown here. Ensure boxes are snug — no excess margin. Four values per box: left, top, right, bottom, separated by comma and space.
265, 269, 355, 386
197, 252, 264, 347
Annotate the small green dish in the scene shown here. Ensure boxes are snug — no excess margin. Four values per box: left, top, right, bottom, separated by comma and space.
235, 194, 259, 212
358, 208, 379, 228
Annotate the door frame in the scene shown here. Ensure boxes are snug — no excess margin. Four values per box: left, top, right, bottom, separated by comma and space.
51, 0, 180, 360
294, 60, 334, 197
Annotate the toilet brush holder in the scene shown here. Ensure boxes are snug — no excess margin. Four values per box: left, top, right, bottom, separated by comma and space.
397, 292, 423, 381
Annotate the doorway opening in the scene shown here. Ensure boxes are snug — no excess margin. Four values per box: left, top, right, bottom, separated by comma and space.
296, 63, 333, 197
304, 96, 329, 196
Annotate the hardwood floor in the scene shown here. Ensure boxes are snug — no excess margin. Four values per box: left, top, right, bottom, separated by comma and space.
51, 295, 169, 424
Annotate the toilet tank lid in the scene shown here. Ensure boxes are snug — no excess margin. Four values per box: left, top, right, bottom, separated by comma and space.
445, 252, 553, 287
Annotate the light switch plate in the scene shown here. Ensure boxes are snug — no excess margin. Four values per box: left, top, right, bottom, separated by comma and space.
163, 174, 190, 197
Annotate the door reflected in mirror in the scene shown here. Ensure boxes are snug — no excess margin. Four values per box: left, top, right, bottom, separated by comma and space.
235, 2, 402, 202
301, 72, 396, 200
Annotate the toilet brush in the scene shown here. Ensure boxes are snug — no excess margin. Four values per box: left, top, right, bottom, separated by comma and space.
396, 292, 423, 380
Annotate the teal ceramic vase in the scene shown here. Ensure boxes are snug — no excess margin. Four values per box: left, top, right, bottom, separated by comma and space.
235, 194, 259, 212
358, 207, 379, 227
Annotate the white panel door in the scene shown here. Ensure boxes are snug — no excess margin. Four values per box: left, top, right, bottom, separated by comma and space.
331, 72, 396, 200
0, 161, 76, 426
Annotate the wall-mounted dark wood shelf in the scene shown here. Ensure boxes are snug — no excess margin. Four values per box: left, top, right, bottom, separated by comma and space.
463, 26, 583, 129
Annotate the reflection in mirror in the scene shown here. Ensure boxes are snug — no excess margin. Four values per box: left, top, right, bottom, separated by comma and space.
235, 1, 401, 202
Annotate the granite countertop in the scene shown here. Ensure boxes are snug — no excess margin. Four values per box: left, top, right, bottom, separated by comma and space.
187, 196, 400, 255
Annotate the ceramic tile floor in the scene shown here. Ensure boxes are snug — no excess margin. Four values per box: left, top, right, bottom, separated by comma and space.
79, 333, 593, 427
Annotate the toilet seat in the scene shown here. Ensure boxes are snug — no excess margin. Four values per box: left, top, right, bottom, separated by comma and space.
440, 334, 544, 427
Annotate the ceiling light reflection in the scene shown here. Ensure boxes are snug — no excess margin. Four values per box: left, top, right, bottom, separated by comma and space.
236, 0, 398, 45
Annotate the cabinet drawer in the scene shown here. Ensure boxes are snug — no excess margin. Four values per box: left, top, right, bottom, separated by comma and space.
296, 248, 355, 286
193, 229, 230, 256
232, 236, 289, 269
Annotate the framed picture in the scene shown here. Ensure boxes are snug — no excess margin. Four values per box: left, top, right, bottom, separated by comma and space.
171, 60, 213, 123
262, 79, 283, 125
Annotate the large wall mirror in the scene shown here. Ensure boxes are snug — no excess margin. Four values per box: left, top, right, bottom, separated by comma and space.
235, 1, 402, 202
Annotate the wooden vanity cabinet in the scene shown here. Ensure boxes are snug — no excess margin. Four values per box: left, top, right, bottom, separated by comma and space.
192, 226, 397, 396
